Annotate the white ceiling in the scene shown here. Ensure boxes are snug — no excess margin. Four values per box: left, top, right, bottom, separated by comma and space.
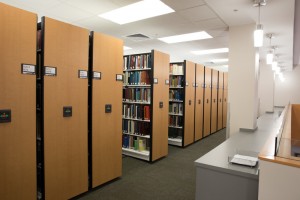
1, 0, 295, 72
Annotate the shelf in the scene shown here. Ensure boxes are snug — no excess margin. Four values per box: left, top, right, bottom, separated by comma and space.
169, 100, 184, 103
123, 68, 151, 72
123, 132, 150, 139
169, 86, 184, 89
123, 84, 151, 88
122, 147, 150, 161
122, 101, 151, 105
169, 125, 183, 129
169, 113, 183, 116
168, 138, 182, 146
122, 117, 151, 122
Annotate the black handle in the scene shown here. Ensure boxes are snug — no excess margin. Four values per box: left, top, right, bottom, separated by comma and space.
213, 99, 215, 103
189, 100, 192, 105
198, 99, 201, 104
206, 99, 209, 103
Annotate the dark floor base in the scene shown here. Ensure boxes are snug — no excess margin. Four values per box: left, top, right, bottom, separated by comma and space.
78, 129, 226, 200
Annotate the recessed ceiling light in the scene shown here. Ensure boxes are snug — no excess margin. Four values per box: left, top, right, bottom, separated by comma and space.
99, 0, 174, 25
191, 48, 229, 55
124, 46, 132, 50
211, 58, 228, 63
158, 31, 212, 44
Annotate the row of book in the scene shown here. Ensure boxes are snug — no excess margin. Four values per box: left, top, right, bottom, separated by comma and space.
123, 54, 152, 70
123, 88, 151, 103
169, 63, 184, 75
122, 135, 150, 151
122, 119, 151, 136
169, 115, 183, 127
169, 103, 183, 115
168, 127, 183, 139
169, 75, 184, 87
123, 104, 151, 120
123, 71, 151, 85
169, 90, 184, 101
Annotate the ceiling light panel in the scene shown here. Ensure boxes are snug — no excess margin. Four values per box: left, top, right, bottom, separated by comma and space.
211, 58, 228, 63
124, 46, 132, 50
158, 31, 212, 44
99, 0, 175, 25
191, 48, 229, 55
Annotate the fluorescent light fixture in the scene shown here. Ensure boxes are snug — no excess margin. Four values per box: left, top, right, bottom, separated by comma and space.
254, 24, 263, 47
272, 61, 277, 71
191, 48, 229, 55
211, 58, 228, 63
99, 0, 175, 25
266, 52, 273, 64
124, 46, 132, 50
158, 31, 212, 44
275, 67, 281, 74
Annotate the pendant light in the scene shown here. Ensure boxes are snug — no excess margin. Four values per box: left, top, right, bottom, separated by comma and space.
253, 0, 266, 47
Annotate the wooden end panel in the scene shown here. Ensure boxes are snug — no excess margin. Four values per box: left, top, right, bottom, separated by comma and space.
0, 3, 37, 200
183, 61, 195, 146
217, 72, 224, 130
43, 17, 89, 200
203, 67, 212, 137
195, 64, 204, 141
211, 70, 218, 133
152, 50, 169, 161
291, 104, 300, 141
91, 32, 123, 187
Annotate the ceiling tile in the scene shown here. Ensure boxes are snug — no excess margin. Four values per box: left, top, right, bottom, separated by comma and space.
162, 0, 206, 11
178, 5, 217, 22
46, 3, 94, 23
194, 18, 228, 30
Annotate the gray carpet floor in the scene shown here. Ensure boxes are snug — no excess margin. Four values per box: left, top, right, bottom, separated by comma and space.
76, 129, 226, 200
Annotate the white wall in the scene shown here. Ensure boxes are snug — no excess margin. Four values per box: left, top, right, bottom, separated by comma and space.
259, 160, 300, 200
228, 23, 259, 134
258, 62, 275, 115
274, 66, 300, 106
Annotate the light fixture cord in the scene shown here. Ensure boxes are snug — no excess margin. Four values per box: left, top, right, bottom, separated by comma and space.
258, 4, 261, 24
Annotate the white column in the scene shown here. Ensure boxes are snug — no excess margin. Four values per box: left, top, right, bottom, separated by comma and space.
228, 23, 259, 135
258, 62, 275, 115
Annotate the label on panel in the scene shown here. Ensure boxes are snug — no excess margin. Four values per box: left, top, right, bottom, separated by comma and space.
78, 70, 88, 79
116, 74, 123, 81
0, 109, 11, 123
44, 66, 57, 76
21, 64, 36, 75
93, 71, 101, 80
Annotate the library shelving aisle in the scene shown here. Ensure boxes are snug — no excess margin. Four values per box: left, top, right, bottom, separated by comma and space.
89, 32, 123, 188
122, 50, 169, 162
195, 64, 205, 141
0, 3, 37, 199
217, 72, 224, 131
203, 67, 212, 137
37, 17, 89, 199
211, 69, 218, 134
223, 72, 228, 128
168, 61, 195, 147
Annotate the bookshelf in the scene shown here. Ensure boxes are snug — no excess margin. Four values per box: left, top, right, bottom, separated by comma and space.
217, 72, 224, 130
211, 69, 218, 133
89, 32, 123, 188
122, 50, 169, 162
37, 17, 89, 200
0, 3, 37, 199
195, 64, 205, 141
203, 67, 212, 137
168, 61, 195, 147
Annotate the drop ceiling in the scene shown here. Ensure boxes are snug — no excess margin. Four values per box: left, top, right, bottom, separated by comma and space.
2, 0, 295, 72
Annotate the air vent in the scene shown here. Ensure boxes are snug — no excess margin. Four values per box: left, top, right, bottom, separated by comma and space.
125, 33, 151, 42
